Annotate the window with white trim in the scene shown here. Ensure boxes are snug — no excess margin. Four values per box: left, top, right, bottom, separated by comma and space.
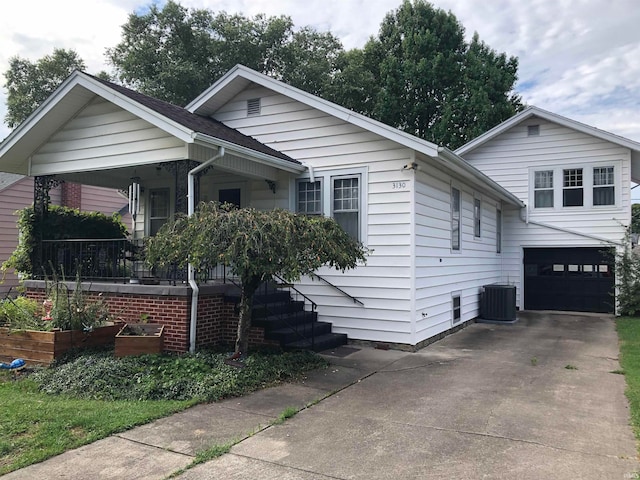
295, 170, 364, 242
473, 198, 481, 238
296, 179, 322, 215
534, 170, 553, 208
149, 188, 170, 236
332, 176, 359, 240
563, 168, 583, 207
452, 294, 461, 324
593, 166, 615, 206
451, 187, 461, 251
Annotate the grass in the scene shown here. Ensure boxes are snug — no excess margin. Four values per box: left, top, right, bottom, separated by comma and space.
616, 317, 640, 448
0, 348, 327, 475
0, 375, 192, 475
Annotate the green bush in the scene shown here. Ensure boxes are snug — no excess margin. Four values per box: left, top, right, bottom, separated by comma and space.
0, 296, 42, 330
32, 349, 328, 401
2, 205, 127, 278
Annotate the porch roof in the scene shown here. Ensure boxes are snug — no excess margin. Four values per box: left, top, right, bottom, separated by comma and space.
0, 71, 303, 177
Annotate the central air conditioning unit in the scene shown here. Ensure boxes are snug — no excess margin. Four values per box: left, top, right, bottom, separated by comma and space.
480, 284, 517, 322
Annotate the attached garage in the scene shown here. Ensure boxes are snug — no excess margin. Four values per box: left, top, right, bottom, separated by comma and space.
524, 247, 615, 313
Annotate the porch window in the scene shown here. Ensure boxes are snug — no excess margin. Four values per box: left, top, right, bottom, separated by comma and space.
332, 176, 360, 241
563, 168, 583, 207
534, 170, 553, 208
593, 166, 615, 206
451, 187, 461, 251
296, 179, 323, 215
149, 188, 170, 236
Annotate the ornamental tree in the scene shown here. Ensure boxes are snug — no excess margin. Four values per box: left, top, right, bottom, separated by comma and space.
145, 202, 368, 354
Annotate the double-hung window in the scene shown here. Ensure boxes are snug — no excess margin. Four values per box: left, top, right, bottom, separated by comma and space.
473, 198, 481, 238
593, 166, 615, 206
296, 170, 363, 242
296, 179, 323, 215
332, 176, 359, 240
149, 188, 170, 236
563, 168, 583, 207
534, 170, 554, 208
451, 187, 461, 251
496, 208, 502, 254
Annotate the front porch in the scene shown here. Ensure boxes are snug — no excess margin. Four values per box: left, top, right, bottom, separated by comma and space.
22, 278, 345, 353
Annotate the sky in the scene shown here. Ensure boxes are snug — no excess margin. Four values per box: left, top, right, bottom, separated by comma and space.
1, 0, 640, 192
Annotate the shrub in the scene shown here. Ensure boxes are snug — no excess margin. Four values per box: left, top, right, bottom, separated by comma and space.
0, 296, 42, 330
2, 205, 127, 278
32, 349, 328, 401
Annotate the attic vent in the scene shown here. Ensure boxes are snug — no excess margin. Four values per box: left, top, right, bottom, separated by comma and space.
527, 125, 540, 136
247, 98, 261, 116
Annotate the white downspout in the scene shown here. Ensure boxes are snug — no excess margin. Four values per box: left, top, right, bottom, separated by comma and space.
301, 162, 315, 183
187, 146, 225, 353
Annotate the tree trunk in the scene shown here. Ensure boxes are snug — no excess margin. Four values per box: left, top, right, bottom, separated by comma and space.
235, 278, 259, 355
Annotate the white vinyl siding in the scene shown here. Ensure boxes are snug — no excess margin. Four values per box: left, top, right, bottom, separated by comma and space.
31, 98, 187, 175
462, 117, 631, 308
414, 156, 504, 343
214, 86, 414, 344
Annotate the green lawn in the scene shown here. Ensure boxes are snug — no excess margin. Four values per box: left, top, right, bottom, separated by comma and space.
0, 348, 327, 475
0, 376, 192, 475
616, 317, 640, 446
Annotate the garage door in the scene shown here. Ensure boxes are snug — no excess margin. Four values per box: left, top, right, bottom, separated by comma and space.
524, 247, 614, 313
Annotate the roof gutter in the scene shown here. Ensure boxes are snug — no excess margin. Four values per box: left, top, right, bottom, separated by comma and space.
192, 133, 304, 174
437, 147, 524, 207
187, 146, 225, 354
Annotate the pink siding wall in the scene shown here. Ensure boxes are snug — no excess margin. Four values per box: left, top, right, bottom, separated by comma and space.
0, 179, 129, 295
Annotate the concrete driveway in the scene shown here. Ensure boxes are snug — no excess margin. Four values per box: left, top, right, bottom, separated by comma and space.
179, 311, 638, 479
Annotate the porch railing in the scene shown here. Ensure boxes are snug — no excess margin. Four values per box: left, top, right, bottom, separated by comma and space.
36, 238, 226, 285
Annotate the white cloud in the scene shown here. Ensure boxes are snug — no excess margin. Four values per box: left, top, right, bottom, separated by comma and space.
1, 0, 640, 145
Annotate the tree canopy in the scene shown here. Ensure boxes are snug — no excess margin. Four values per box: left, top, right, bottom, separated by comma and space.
328, 0, 522, 148
106, 0, 344, 107
3, 48, 86, 128
4, 1, 522, 148
145, 202, 368, 353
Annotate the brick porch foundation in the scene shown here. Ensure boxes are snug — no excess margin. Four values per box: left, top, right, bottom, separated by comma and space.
24, 281, 278, 353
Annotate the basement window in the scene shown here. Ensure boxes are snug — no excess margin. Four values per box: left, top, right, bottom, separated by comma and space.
452, 294, 462, 324
247, 98, 261, 116
527, 125, 540, 136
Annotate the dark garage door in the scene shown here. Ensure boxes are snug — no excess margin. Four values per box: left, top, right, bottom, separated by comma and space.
524, 247, 614, 313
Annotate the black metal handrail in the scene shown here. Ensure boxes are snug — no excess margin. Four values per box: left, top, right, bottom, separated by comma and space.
311, 273, 364, 306
228, 276, 318, 349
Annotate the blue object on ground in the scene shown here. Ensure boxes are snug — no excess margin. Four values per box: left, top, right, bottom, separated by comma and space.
0, 358, 26, 370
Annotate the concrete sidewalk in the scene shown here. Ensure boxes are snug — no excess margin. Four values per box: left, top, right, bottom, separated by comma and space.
3, 312, 639, 479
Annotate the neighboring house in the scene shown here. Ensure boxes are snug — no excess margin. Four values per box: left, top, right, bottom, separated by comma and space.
456, 106, 640, 314
0, 174, 130, 295
0, 67, 637, 352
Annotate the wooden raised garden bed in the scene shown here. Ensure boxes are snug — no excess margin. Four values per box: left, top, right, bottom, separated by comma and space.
0, 323, 122, 366
115, 323, 164, 357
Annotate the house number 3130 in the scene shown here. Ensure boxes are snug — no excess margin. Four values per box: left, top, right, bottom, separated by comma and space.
392, 182, 407, 190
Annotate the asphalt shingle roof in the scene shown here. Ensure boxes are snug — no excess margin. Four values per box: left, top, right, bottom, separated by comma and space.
90, 75, 298, 165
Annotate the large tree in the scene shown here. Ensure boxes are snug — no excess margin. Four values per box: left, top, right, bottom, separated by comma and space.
107, 1, 344, 106
145, 202, 367, 354
327, 0, 522, 149
3, 48, 86, 128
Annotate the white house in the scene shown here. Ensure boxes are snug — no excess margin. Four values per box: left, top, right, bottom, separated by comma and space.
456, 106, 640, 314
0, 67, 638, 352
